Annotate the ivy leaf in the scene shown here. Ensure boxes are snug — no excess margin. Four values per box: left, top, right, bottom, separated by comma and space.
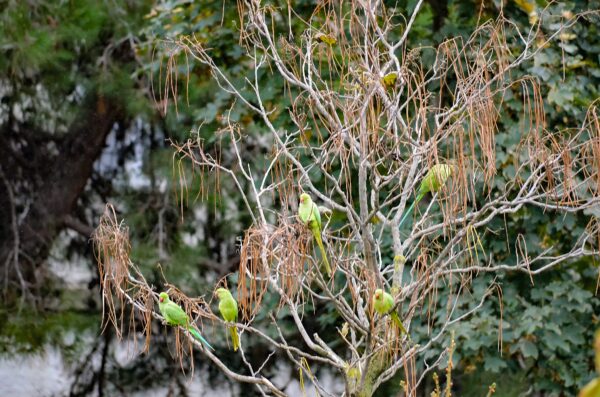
548, 85, 575, 107
520, 340, 539, 359
543, 331, 571, 353
484, 355, 507, 372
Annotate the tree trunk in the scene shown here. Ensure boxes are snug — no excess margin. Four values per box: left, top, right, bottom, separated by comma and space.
0, 94, 124, 290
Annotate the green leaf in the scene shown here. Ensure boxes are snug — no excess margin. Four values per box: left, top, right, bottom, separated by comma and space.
484, 355, 507, 372
520, 340, 539, 359
547, 85, 575, 107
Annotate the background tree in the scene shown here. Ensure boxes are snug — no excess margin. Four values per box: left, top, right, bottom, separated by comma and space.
0, 0, 153, 299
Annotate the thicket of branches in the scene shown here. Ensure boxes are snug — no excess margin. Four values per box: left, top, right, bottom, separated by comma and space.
95, 2, 600, 396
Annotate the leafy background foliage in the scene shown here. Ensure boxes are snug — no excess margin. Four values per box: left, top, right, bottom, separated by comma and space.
0, 0, 598, 395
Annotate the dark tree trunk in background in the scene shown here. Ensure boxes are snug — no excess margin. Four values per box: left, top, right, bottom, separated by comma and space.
427, 0, 448, 31
0, 94, 124, 290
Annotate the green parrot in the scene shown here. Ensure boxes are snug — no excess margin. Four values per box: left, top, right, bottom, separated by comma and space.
399, 163, 454, 228
315, 33, 337, 45
372, 289, 407, 335
298, 193, 332, 277
579, 329, 600, 397
381, 72, 398, 87
579, 379, 600, 397
215, 287, 240, 351
158, 292, 213, 350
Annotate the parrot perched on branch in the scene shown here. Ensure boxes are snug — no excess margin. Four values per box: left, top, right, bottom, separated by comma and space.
381, 72, 398, 87
399, 163, 454, 228
373, 289, 407, 335
158, 292, 213, 350
298, 193, 332, 277
215, 287, 240, 352
315, 33, 337, 45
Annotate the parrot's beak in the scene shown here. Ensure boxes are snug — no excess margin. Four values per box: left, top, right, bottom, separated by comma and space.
159, 297, 164, 302
299, 197, 304, 203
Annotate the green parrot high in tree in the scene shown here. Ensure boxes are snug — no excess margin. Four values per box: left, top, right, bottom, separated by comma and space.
398, 163, 454, 228
298, 193, 332, 277
158, 292, 214, 350
215, 287, 240, 352
372, 289, 407, 335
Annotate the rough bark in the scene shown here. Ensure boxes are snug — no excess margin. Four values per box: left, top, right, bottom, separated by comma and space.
0, 94, 124, 288
427, 0, 449, 31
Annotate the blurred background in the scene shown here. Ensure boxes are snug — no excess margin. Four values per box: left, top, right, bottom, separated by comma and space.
0, 0, 598, 396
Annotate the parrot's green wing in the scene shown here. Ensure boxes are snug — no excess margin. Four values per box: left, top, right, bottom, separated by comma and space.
163, 301, 188, 326
382, 293, 395, 312
298, 195, 331, 276
400, 164, 452, 228
158, 295, 213, 350
418, 164, 452, 196
311, 202, 322, 229
217, 291, 240, 351
384, 293, 409, 336
219, 296, 238, 323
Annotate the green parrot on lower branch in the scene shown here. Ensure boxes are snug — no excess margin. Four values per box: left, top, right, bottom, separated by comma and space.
158, 292, 213, 350
373, 289, 407, 335
399, 163, 454, 228
215, 287, 240, 351
298, 193, 332, 277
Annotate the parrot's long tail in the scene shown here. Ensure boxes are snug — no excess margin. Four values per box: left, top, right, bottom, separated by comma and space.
398, 193, 424, 229
313, 230, 332, 277
189, 327, 214, 350
229, 326, 240, 352
390, 312, 408, 336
